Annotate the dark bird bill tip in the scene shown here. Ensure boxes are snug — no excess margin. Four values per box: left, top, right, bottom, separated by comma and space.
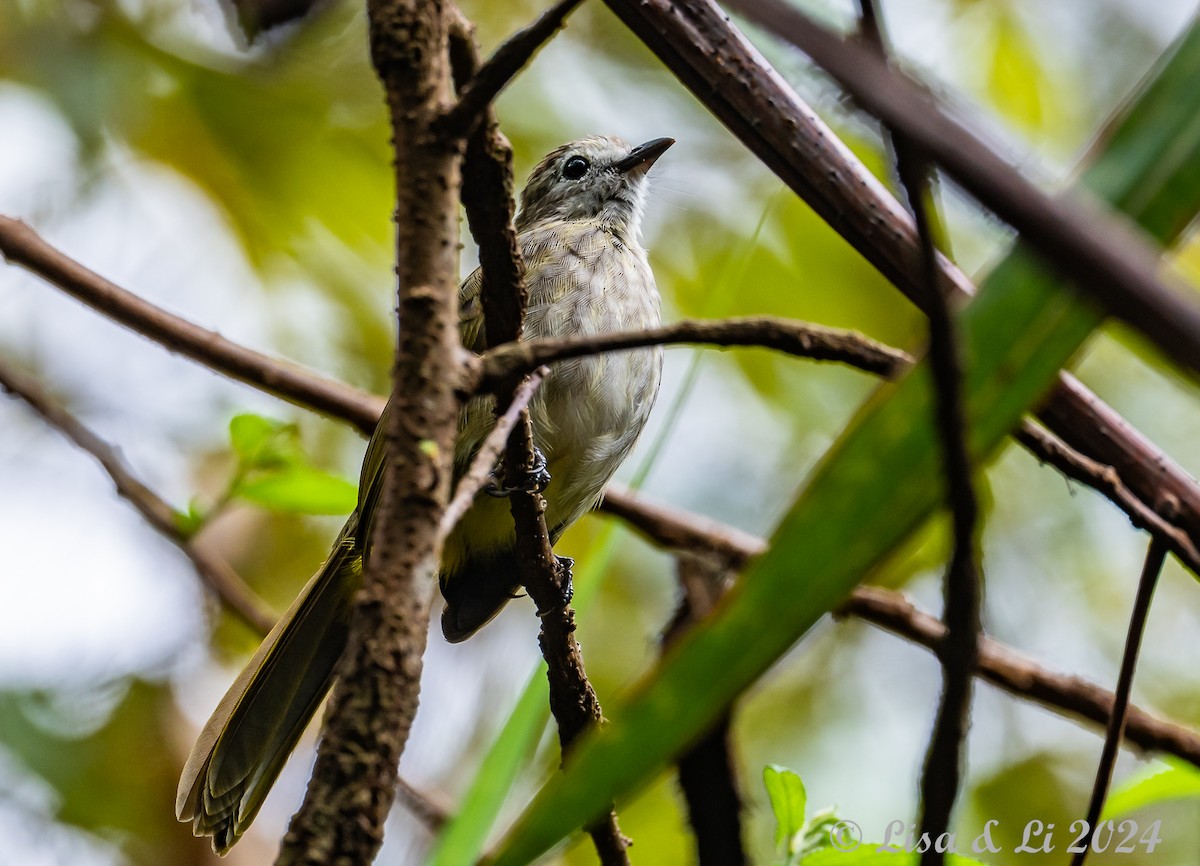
615, 137, 675, 173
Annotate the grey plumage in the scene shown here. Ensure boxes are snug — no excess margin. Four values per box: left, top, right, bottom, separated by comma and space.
177, 134, 670, 852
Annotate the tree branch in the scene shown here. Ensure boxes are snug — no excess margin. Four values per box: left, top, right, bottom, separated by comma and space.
0, 216, 384, 436
439, 367, 546, 539
726, 0, 1200, 378
601, 486, 1200, 766
439, 0, 584, 138
839, 587, 1200, 765
854, 6, 981, 853
0, 358, 275, 634
1016, 422, 1198, 564
474, 316, 911, 390
665, 555, 747, 866
276, 0, 464, 860
601, 0, 1200, 590
1070, 535, 1169, 866
450, 11, 631, 862
9, 217, 1200, 581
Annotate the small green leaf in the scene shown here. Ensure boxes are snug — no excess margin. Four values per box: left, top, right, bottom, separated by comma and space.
174, 497, 208, 537
765, 765, 808, 849
799, 807, 843, 858
228, 412, 303, 468
1101, 760, 1200, 821
234, 465, 357, 515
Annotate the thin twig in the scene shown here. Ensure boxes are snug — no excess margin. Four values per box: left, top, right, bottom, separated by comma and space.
854, 7, 980, 851
451, 13, 630, 861
1069, 536, 1170, 866
0, 359, 467, 839
439, 0, 584, 138
1016, 422, 1199, 564
0, 216, 384, 436
601, 0, 1200, 572
475, 316, 911, 390
726, 0, 1200, 377
439, 367, 546, 538
396, 777, 453, 832
601, 486, 1200, 767
0, 359, 275, 635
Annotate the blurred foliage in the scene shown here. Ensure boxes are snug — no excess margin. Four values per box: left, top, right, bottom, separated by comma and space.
2, 0, 1200, 865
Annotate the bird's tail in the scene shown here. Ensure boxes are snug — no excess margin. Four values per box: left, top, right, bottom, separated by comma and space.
439, 545, 525, 643
176, 515, 361, 854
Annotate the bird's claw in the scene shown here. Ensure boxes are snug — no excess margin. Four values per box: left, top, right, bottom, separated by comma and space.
535, 556, 575, 616
485, 446, 551, 497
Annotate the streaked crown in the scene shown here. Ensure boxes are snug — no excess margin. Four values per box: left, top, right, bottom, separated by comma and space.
515, 135, 674, 237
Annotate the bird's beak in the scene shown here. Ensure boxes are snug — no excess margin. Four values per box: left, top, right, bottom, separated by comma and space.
614, 137, 675, 174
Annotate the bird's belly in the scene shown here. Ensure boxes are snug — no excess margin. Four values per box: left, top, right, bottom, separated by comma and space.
530, 319, 662, 534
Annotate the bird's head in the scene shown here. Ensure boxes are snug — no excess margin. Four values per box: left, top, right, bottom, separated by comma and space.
515, 135, 674, 237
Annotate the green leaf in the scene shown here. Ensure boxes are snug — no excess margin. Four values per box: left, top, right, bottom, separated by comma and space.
484, 19, 1200, 866
174, 497, 208, 537
764, 764, 808, 849
228, 412, 301, 468
234, 465, 357, 515
799, 807, 845, 858
1101, 760, 1200, 821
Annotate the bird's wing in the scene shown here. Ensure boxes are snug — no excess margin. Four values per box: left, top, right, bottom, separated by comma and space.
354, 265, 491, 553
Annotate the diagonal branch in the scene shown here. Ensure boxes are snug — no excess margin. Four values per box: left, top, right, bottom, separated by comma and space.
601, 0, 1200, 583
440, 367, 546, 538
1069, 535, 1170, 865
0, 358, 275, 635
602, 485, 1200, 767
839, 587, 1200, 765
0, 216, 384, 436
439, 0, 584, 138
726, 0, 1200, 377
9, 217, 1200, 579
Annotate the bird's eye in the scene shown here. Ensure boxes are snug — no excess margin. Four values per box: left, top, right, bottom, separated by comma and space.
562, 156, 589, 180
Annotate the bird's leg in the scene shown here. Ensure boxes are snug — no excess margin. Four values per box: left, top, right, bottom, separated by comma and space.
485, 445, 551, 497
535, 555, 574, 616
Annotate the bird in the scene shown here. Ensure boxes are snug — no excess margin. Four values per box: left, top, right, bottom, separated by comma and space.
176, 134, 672, 853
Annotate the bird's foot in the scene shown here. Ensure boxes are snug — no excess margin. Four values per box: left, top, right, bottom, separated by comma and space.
485, 446, 551, 497
535, 555, 575, 616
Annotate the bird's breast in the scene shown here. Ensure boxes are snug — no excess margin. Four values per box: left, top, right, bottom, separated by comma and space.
522, 225, 664, 528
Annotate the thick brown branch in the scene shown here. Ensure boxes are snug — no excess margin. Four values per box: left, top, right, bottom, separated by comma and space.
276, 0, 463, 861
602, 0, 1200, 590
451, 14, 630, 862
439, 367, 546, 538
0, 216, 384, 436
0, 359, 275, 635
439, 0, 583, 138
727, 0, 1200, 377
475, 316, 911, 390
601, 486, 1200, 766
